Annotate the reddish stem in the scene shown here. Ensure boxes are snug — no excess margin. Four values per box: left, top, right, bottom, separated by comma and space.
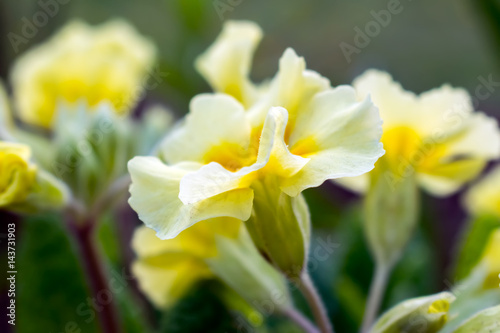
69, 219, 122, 333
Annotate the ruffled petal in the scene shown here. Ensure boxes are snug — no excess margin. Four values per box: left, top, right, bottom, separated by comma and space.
282, 87, 384, 196
248, 48, 330, 129
418, 112, 500, 196
353, 69, 419, 131
160, 93, 252, 166
195, 21, 262, 107
179, 107, 308, 203
128, 156, 253, 239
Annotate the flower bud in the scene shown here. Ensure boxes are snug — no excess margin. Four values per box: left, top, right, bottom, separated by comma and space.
372, 292, 455, 333
363, 157, 419, 267
0, 141, 68, 212
0, 142, 36, 207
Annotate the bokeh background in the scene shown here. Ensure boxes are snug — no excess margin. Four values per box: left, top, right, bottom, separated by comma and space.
1, 0, 499, 332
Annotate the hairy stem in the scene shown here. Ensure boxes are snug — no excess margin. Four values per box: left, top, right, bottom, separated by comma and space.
283, 307, 320, 333
69, 219, 122, 333
297, 272, 334, 333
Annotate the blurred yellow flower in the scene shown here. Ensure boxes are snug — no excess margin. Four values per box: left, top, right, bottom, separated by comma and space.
131, 218, 240, 308
0, 141, 36, 207
11, 19, 156, 129
464, 165, 500, 218
338, 70, 500, 196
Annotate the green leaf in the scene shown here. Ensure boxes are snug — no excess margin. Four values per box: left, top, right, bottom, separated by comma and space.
16, 215, 99, 333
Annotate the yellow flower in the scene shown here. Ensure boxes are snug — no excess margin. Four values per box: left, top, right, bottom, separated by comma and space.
11, 19, 156, 129
0, 141, 36, 207
338, 70, 500, 196
0, 140, 68, 212
129, 91, 383, 238
131, 218, 240, 308
464, 165, 500, 218
129, 21, 384, 274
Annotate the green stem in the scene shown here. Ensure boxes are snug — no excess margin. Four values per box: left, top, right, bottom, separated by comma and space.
297, 272, 334, 333
360, 263, 392, 333
283, 307, 320, 333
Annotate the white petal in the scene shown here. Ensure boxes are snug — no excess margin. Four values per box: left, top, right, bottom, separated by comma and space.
282, 87, 384, 196
128, 156, 253, 239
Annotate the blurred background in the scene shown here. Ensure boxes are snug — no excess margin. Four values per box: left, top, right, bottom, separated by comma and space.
1, 0, 499, 332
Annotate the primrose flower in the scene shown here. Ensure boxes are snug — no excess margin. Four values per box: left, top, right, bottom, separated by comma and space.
132, 218, 240, 308
0, 142, 36, 207
0, 141, 67, 211
130, 89, 383, 274
464, 165, 500, 219
338, 70, 500, 196
129, 20, 384, 274
11, 19, 156, 129
132, 217, 290, 311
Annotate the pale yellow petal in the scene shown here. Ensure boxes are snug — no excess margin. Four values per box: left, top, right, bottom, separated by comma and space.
128, 156, 252, 239
195, 21, 262, 107
160, 94, 252, 166
132, 258, 211, 308
353, 69, 419, 131
282, 87, 384, 196
178, 107, 307, 203
248, 48, 330, 129
464, 165, 500, 218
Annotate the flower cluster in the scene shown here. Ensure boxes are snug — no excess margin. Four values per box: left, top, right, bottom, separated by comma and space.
129, 21, 384, 275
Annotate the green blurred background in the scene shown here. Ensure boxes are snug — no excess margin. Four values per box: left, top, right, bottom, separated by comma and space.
1, 0, 500, 332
